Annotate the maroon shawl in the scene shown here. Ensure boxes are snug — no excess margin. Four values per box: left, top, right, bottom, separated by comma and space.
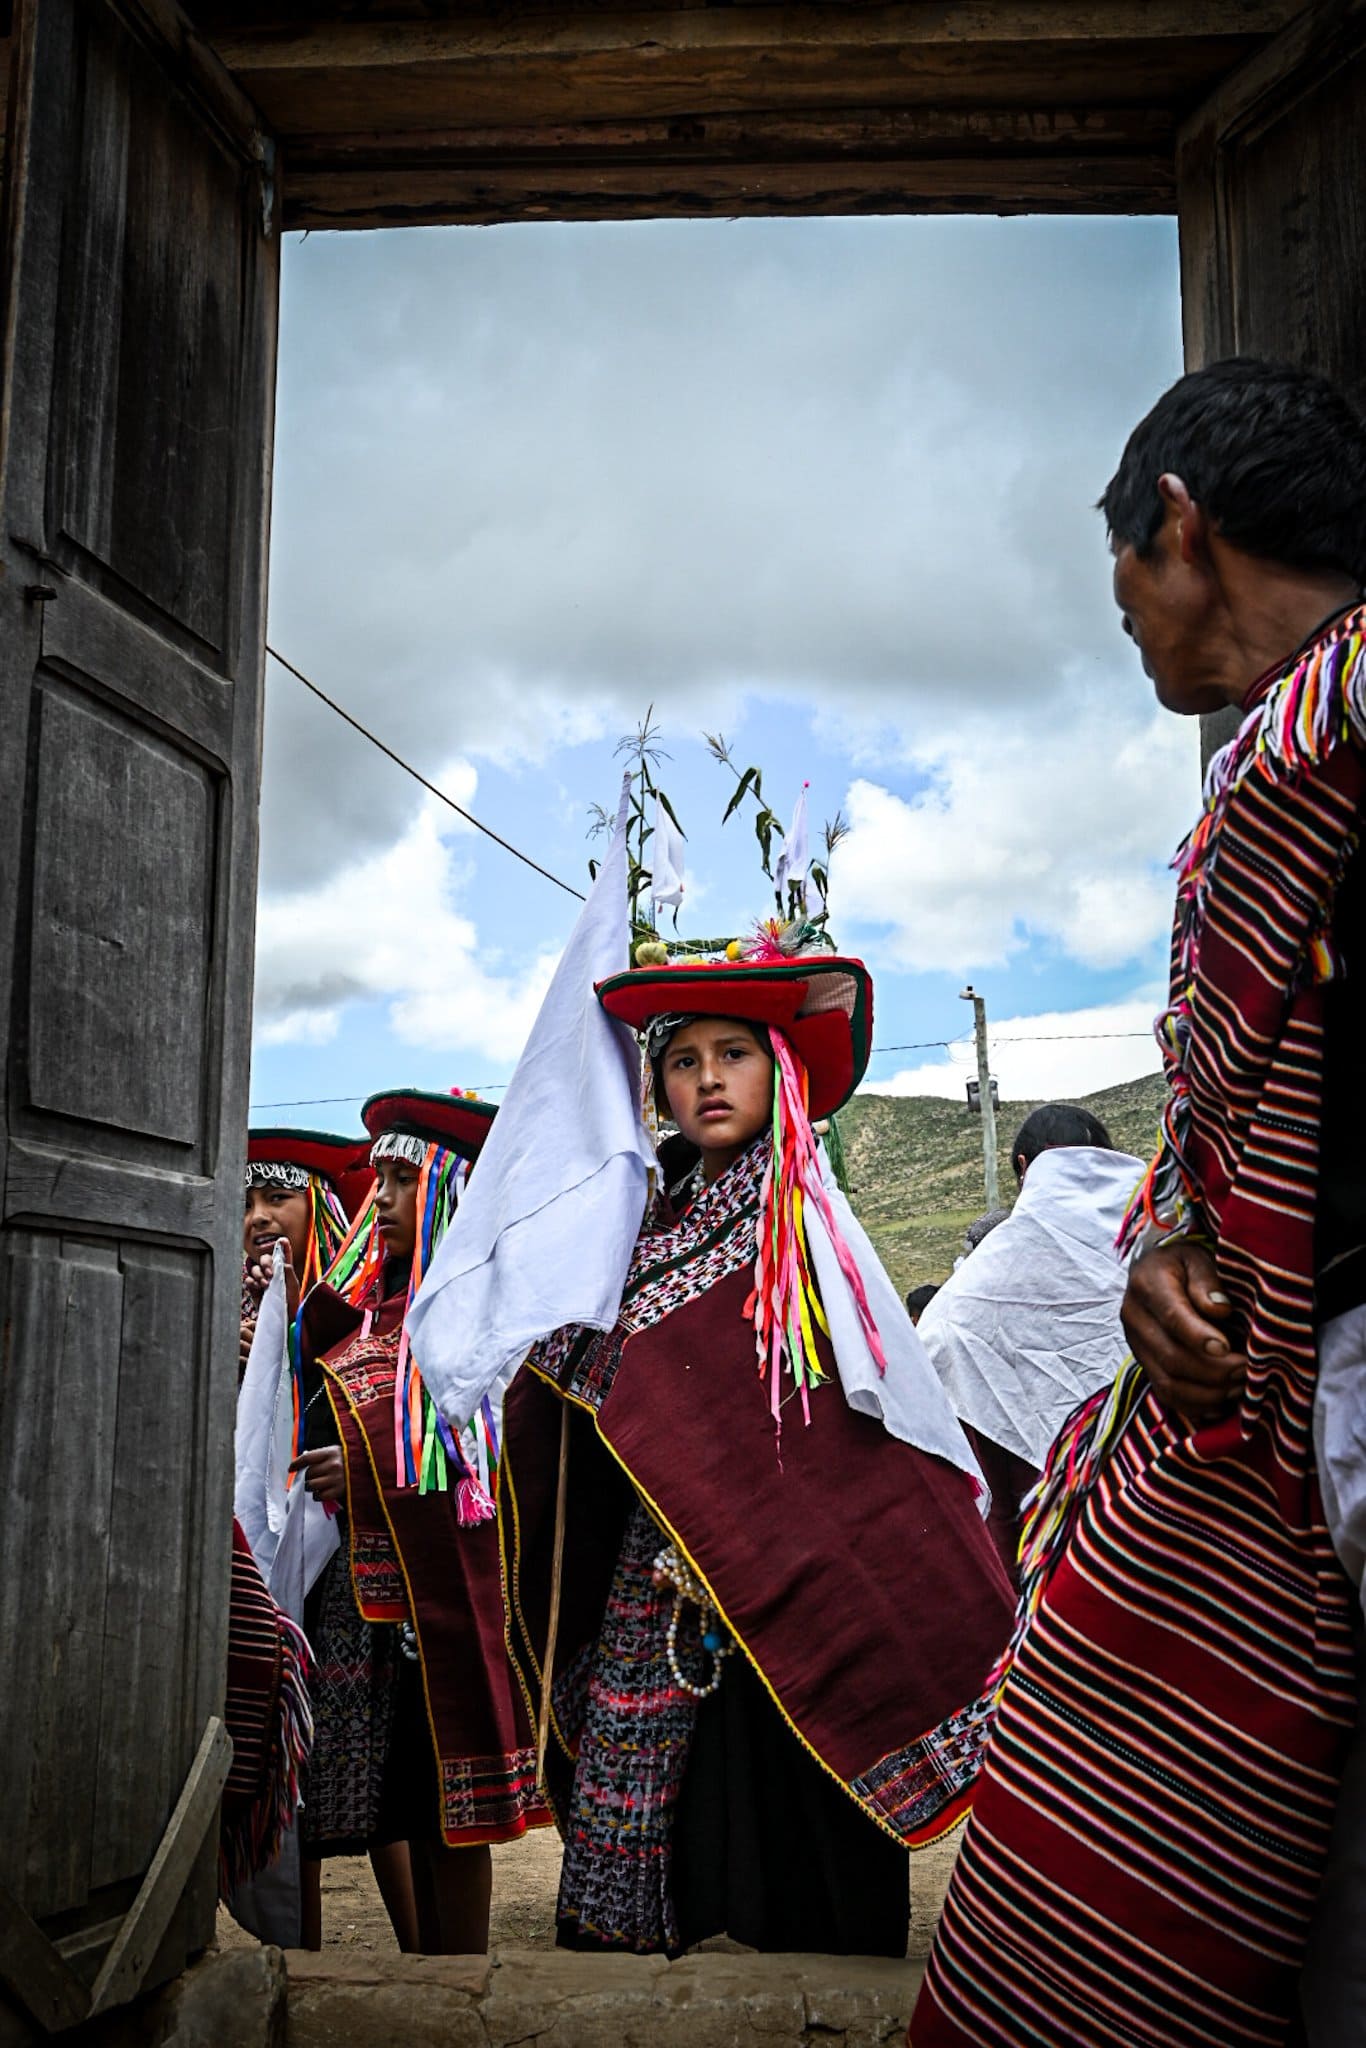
306, 1286, 548, 1848
503, 1139, 1014, 1852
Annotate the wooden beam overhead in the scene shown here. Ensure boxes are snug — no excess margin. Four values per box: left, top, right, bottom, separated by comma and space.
279, 150, 1175, 232
287, 104, 1177, 166
211, 4, 1303, 75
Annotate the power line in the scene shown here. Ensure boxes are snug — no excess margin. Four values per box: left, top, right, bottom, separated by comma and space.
266, 644, 587, 904
249, 1084, 512, 1110
992, 1031, 1153, 1044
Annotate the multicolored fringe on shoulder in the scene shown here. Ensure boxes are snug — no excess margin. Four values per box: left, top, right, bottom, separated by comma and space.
984, 1359, 1148, 1704
1119, 607, 1366, 1257
319, 1146, 498, 1515
219, 1520, 314, 1895
749, 1033, 885, 1440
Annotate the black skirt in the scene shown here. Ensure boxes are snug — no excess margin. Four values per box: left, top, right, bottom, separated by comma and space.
671, 1652, 910, 1956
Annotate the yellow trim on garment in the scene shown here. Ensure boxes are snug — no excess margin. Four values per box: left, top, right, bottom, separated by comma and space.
497, 1433, 574, 1770
522, 1358, 966, 1853
323, 1355, 554, 1848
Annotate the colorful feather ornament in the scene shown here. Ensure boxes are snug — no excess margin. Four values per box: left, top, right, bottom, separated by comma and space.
320, 1145, 498, 1516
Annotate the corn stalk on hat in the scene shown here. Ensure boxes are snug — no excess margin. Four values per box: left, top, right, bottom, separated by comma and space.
245, 1126, 372, 1220
361, 1086, 498, 1166
595, 942, 873, 1121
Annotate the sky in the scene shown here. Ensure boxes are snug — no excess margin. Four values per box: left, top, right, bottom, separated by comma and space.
251, 213, 1193, 1133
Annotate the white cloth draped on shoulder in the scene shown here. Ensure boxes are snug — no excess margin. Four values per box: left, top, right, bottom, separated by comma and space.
406, 779, 659, 1432
916, 1144, 1142, 1470
234, 1262, 338, 1621
807, 1146, 989, 1505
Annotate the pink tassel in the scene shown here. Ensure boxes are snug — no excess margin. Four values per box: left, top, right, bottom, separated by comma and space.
456, 1475, 496, 1526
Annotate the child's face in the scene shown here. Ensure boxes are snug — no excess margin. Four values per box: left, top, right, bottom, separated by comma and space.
660, 1017, 773, 1166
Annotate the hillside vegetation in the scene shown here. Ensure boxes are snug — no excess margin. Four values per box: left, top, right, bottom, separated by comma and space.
838, 1070, 1167, 1298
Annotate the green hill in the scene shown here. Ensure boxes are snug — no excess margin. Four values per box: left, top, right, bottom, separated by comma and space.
837, 1070, 1167, 1297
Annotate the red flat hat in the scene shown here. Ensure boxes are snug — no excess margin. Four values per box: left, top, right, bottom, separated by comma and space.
596, 955, 873, 1120
247, 1127, 373, 1221
362, 1087, 498, 1163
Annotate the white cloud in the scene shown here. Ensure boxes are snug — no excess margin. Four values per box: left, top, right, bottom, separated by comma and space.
265, 215, 1182, 888
252, 764, 563, 1063
259, 1008, 341, 1047
866, 995, 1166, 1105
835, 696, 1197, 975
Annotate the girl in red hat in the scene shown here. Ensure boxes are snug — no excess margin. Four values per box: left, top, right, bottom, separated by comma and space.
499, 932, 1015, 1958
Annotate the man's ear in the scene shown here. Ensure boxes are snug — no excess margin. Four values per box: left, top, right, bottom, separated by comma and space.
1014, 1153, 1028, 1184
1157, 472, 1207, 566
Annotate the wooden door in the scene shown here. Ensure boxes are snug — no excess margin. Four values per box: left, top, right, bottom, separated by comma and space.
1177, 0, 1366, 761
0, 0, 276, 2024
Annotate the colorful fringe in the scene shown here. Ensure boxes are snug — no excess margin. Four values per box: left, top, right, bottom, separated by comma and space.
219, 1537, 315, 1896
1118, 615, 1366, 1259
983, 1360, 1148, 1708
319, 1145, 498, 1512
285, 1174, 353, 1473
749, 1033, 885, 1438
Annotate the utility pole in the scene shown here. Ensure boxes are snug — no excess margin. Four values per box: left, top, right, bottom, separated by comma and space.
960, 985, 1000, 1210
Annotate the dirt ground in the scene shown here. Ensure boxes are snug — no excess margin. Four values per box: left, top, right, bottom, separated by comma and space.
217, 1822, 960, 1960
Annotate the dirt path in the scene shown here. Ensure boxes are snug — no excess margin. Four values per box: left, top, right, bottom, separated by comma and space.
218, 1823, 959, 1959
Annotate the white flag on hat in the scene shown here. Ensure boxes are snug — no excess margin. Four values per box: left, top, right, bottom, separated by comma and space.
406, 777, 657, 1431
650, 794, 686, 912
774, 781, 810, 904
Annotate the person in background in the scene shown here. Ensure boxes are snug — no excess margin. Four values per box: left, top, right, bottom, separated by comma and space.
240, 1130, 361, 1381
917, 1104, 1141, 1581
914, 358, 1366, 2047
236, 1128, 414, 1951
905, 1282, 941, 1326
294, 1089, 549, 1955
497, 935, 1014, 1960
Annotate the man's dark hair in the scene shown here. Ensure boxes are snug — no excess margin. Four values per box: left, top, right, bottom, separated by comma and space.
1100, 358, 1366, 583
905, 1282, 940, 1321
1011, 1103, 1113, 1184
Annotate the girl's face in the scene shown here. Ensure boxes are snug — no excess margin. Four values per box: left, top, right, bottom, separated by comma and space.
660, 1017, 774, 1180
374, 1156, 420, 1265
243, 1183, 311, 1271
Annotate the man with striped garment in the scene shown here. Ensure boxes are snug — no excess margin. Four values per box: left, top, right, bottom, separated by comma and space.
913, 359, 1366, 2047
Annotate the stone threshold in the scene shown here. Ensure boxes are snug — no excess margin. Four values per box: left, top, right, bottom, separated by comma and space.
286, 1946, 924, 2046
2, 1944, 924, 2046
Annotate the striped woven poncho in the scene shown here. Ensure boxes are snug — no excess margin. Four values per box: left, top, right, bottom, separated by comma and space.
913, 605, 1366, 2048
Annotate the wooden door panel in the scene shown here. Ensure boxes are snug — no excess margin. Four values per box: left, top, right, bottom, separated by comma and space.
0, 1231, 125, 1923
25, 677, 217, 1145
50, 3, 246, 659
0, 0, 275, 1984
89, 1242, 207, 1893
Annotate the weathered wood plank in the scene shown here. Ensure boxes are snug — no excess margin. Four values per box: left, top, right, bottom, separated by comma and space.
211, 4, 1301, 74
40, 574, 236, 761
26, 681, 214, 1148
285, 101, 1178, 165
2, 1142, 220, 1239
0, 1234, 123, 1922
90, 1248, 204, 1892
235, 41, 1266, 137
281, 149, 1175, 229
87, 1718, 231, 2018
0, 1884, 90, 2034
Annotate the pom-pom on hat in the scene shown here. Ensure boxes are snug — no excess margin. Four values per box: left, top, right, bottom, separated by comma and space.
246, 1127, 372, 1219
596, 953, 872, 1121
361, 1087, 498, 1164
